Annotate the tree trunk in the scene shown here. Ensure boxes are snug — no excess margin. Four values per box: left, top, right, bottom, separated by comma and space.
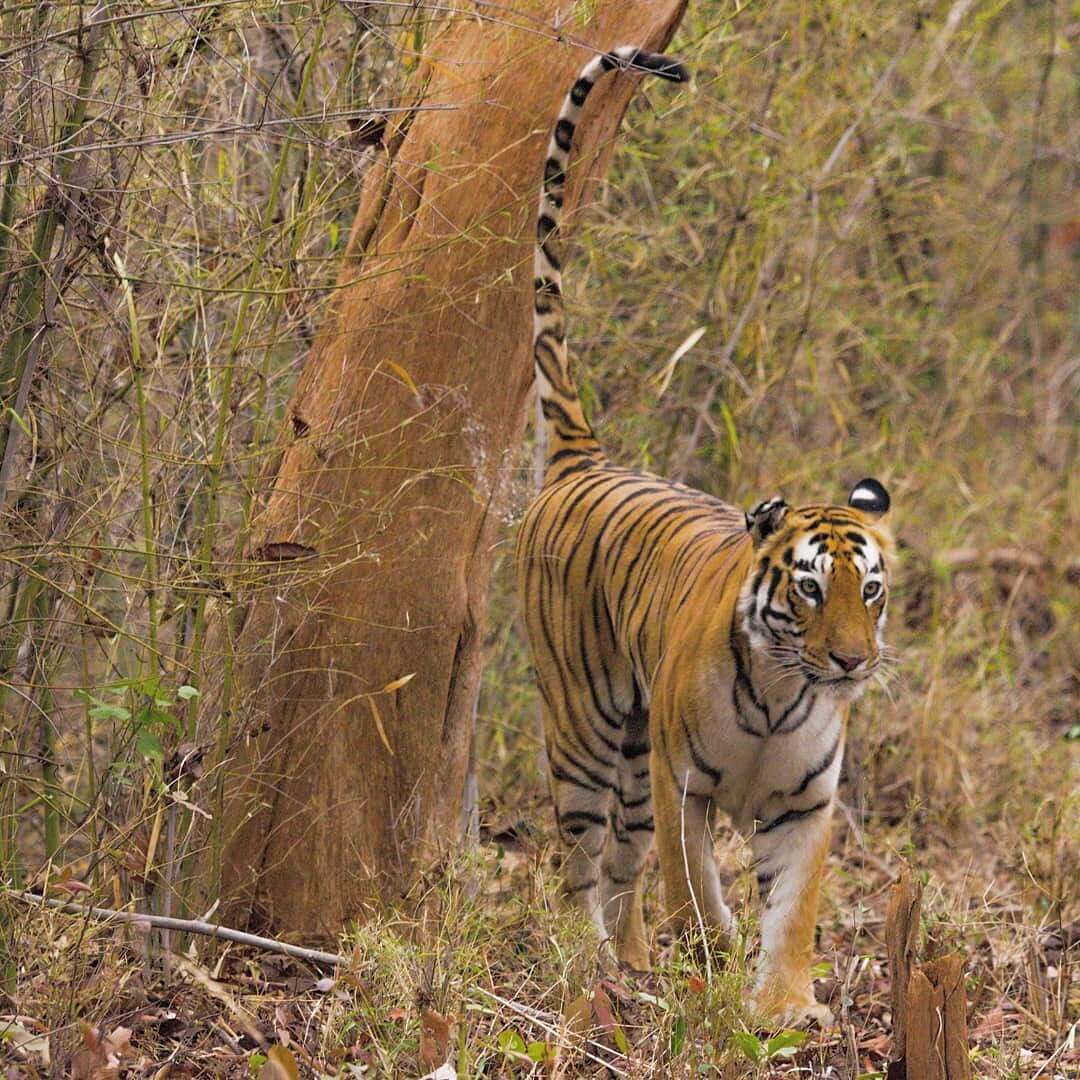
201, 0, 688, 935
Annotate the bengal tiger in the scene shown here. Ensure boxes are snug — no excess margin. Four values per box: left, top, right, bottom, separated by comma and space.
516, 46, 893, 1026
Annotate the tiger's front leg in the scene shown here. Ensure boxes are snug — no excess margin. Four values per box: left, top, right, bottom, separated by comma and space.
651, 751, 735, 943
749, 797, 836, 1027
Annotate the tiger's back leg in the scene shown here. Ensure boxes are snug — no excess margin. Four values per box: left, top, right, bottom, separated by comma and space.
601, 699, 653, 971
540, 693, 616, 941
522, 522, 632, 947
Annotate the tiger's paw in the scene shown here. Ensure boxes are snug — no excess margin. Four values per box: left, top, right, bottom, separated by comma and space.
750, 984, 835, 1031
773, 998, 835, 1030
615, 937, 651, 974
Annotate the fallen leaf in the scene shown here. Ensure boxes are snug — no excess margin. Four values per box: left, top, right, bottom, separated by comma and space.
103, 1026, 132, 1059
419, 1066, 457, 1080
0, 1017, 51, 1065
562, 993, 592, 1039
273, 1005, 291, 1048
258, 1045, 299, 1080
174, 956, 264, 1048
859, 1033, 892, 1055
600, 977, 635, 1003
57, 878, 92, 895
971, 1003, 1009, 1039
419, 1007, 451, 1071
591, 985, 629, 1055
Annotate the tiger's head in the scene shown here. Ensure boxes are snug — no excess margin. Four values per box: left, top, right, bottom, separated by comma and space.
739, 479, 893, 697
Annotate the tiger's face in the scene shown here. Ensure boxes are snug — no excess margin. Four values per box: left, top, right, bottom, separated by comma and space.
740, 479, 893, 697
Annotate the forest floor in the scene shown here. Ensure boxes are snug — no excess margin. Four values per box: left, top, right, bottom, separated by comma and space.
7, 763, 1077, 1077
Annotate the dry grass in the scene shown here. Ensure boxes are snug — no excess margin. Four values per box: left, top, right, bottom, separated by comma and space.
3, 0, 1078, 1076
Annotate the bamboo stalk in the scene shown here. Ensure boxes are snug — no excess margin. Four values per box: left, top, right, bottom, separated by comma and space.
111, 243, 160, 661
0, 4, 49, 311
0, 6, 108, 504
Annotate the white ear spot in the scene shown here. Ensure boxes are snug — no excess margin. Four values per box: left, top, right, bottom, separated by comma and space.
847, 477, 890, 516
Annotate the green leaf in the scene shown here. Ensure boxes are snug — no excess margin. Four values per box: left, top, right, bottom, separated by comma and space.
89, 703, 131, 721
177, 684, 200, 701
612, 1022, 629, 1055
526, 1041, 550, 1062
719, 400, 740, 458
731, 1030, 765, 1063
669, 1014, 687, 1057
766, 1029, 808, 1059
135, 728, 163, 763
497, 1029, 526, 1056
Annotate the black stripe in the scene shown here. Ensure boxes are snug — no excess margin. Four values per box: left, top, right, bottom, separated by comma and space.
554, 117, 575, 151
570, 77, 592, 105
540, 397, 579, 428
595, 490, 703, 595
610, 500, 707, 628
537, 213, 557, 242
768, 681, 809, 734
582, 484, 674, 587
544, 156, 565, 189
534, 275, 561, 296
550, 762, 603, 793
772, 690, 818, 735
565, 878, 598, 895
681, 715, 724, 786
758, 799, 829, 834
791, 734, 840, 796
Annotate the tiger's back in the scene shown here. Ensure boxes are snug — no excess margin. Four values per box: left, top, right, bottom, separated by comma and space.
519, 463, 747, 713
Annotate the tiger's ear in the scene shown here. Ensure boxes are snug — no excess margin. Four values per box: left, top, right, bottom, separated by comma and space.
847, 477, 890, 519
745, 496, 789, 546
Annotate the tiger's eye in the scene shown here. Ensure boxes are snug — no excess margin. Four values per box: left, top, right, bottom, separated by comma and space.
863, 581, 881, 601
799, 578, 821, 600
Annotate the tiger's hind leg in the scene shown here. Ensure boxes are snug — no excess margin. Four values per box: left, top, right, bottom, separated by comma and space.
601, 706, 653, 971
545, 716, 615, 944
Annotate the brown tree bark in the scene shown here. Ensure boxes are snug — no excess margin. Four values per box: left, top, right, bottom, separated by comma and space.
201, 0, 688, 935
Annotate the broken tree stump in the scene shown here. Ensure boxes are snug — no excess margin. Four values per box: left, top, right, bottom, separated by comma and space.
886, 867, 971, 1080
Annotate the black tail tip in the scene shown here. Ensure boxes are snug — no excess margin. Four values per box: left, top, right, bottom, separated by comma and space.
625, 49, 690, 84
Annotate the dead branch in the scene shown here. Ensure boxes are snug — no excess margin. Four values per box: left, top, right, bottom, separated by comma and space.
8, 890, 347, 968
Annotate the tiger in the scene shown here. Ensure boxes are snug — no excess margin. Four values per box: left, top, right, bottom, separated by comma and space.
515, 45, 894, 1026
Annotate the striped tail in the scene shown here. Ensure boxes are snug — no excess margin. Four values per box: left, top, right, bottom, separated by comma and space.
534, 46, 688, 480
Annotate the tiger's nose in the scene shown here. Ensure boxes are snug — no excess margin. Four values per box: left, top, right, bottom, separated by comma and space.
830, 651, 866, 673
